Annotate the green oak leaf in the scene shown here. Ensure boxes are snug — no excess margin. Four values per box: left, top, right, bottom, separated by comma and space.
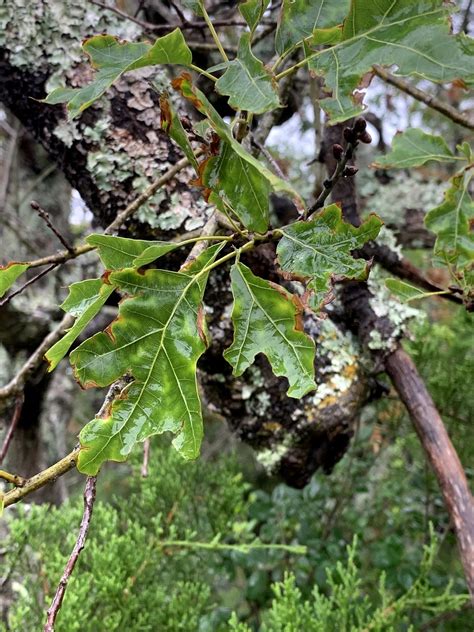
45, 279, 114, 371
202, 141, 270, 233
425, 171, 474, 268
306, 0, 474, 123
277, 205, 383, 306
215, 33, 280, 114
43, 29, 192, 119
372, 129, 456, 168
276, 0, 349, 54
159, 92, 199, 170
240, 0, 270, 33
172, 72, 305, 225
72, 244, 224, 475
86, 234, 178, 270
224, 262, 316, 398
0, 263, 29, 298
385, 278, 447, 302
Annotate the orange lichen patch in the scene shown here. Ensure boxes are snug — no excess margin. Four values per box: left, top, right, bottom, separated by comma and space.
318, 395, 338, 409
262, 421, 282, 432
342, 363, 358, 380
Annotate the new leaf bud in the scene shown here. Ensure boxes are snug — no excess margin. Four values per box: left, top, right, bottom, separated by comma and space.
343, 165, 359, 177
332, 144, 344, 160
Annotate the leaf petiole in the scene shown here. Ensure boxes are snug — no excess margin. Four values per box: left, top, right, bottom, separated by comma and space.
198, 2, 229, 63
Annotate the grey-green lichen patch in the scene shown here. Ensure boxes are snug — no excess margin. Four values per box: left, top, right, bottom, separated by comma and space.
257, 435, 293, 473
0, 1, 139, 77
367, 266, 422, 351
359, 171, 446, 227
375, 226, 403, 259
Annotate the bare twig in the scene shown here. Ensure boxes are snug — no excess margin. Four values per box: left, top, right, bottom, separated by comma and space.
182, 213, 219, 266
373, 65, 474, 130
251, 138, 288, 180
31, 201, 74, 253
141, 439, 150, 477
0, 313, 74, 402
0, 395, 24, 464
0, 263, 58, 307
386, 348, 474, 600
104, 154, 196, 234
44, 476, 97, 632
2, 447, 80, 508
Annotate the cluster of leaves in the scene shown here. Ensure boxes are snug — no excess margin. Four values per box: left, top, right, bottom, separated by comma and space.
374, 130, 473, 307
1, 0, 473, 473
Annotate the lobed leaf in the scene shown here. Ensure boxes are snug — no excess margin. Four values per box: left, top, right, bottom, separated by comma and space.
215, 33, 281, 114
240, 0, 270, 33
425, 171, 474, 268
276, 0, 349, 54
224, 262, 316, 398
277, 205, 383, 308
72, 244, 224, 475
45, 279, 114, 371
43, 29, 192, 119
0, 263, 29, 298
372, 129, 455, 169
306, 0, 474, 123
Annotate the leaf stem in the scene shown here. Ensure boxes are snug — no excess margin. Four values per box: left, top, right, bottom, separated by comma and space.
190, 63, 218, 82
199, 2, 229, 63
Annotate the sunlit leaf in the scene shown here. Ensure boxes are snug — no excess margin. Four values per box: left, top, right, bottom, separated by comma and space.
385, 278, 446, 302
72, 244, 224, 475
45, 279, 114, 371
275, 0, 349, 54
425, 171, 474, 268
306, 0, 474, 123
43, 30, 192, 118
277, 205, 383, 306
240, 0, 270, 33
372, 129, 455, 168
160, 92, 199, 170
224, 262, 316, 398
172, 72, 305, 225
0, 263, 29, 298
215, 33, 280, 114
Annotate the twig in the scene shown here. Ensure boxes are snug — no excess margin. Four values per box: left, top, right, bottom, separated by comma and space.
386, 349, 474, 601
3, 154, 196, 273
199, 1, 229, 63
373, 65, 474, 130
31, 201, 74, 253
0, 313, 75, 402
104, 154, 196, 234
182, 213, 219, 266
2, 447, 80, 508
0, 469, 26, 487
0, 263, 58, 307
251, 138, 288, 181
44, 476, 97, 632
0, 394, 24, 464
141, 439, 150, 477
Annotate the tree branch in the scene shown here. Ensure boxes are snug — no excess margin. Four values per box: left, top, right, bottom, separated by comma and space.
44, 475, 97, 632
0, 394, 24, 464
386, 348, 474, 600
0, 313, 74, 402
373, 65, 474, 130
2, 447, 80, 508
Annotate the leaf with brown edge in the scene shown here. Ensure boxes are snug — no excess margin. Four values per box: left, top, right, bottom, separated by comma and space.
159, 92, 199, 171
224, 262, 316, 398
277, 204, 383, 309
71, 243, 224, 475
